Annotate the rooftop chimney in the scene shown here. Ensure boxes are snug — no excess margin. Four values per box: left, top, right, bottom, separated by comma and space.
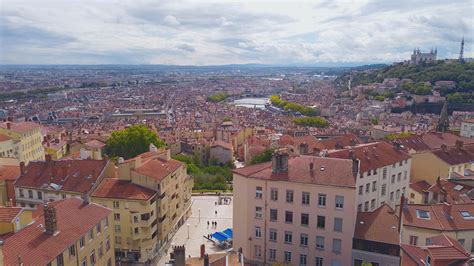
6, 122, 11, 130
172, 245, 186, 266
43, 203, 58, 235
455, 140, 464, 150
19, 162, 26, 175
272, 149, 289, 173
45, 154, 52, 163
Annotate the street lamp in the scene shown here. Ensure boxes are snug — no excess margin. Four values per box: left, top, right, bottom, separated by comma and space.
198, 209, 201, 223
187, 223, 190, 239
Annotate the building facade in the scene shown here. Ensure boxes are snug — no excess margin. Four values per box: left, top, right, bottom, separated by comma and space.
233, 150, 357, 266
0, 121, 45, 164
461, 119, 474, 138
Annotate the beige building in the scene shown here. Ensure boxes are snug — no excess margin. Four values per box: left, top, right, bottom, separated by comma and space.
0, 133, 16, 158
233, 150, 357, 266
460, 119, 474, 138
0, 197, 115, 266
91, 178, 158, 263
0, 121, 45, 164
210, 140, 234, 165
117, 145, 193, 249
401, 202, 474, 254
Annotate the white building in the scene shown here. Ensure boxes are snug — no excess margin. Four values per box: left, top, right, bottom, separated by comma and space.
328, 142, 411, 211
461, 119, 474, 138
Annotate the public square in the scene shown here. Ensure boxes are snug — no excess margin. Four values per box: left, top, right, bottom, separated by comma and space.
157, 195, 233, 265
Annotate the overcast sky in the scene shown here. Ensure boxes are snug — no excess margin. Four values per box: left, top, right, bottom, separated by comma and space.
1, 0, 472, 65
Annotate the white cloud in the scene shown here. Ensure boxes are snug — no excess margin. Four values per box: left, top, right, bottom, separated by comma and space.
0, 0, 472, 65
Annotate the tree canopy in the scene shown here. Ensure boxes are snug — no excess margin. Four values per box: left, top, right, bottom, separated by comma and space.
105, 124, 165, 159
293, 117, 329, 128
270, 95, 320, 116
250, 148, 275, 165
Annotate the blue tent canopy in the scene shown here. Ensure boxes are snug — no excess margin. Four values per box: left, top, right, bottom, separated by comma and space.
223, 228, 233, 238
212, 232, 229, 242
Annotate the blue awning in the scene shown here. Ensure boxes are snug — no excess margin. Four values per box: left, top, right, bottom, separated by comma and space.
212, 232, 229, 242
223, 228, 233, 238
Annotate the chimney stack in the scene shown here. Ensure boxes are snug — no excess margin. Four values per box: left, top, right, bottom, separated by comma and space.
44, 203, 58, 235
272, 149, 289, 173
6, 122, 11, 130
19, 162, 26, 175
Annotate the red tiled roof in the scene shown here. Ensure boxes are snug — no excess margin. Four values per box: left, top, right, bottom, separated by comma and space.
403, 203, 474, 231
92, 178, 156, 200
431, 144, 474, 166
233, 155, 356, 188
84, 139, 106, 149
354, 204, 400, 245
0, 133, 12, 142
0, 122, 40, 133
2, 198, 111, 265
410, 180, 431, 194
0, 165, 20, 181
135, 158, 183, 182
0, 207, 22, 222
211, 140, 233, 150
402, 234, 470, 264
386, 135, 430, 153
319, 134, 361, 150
15, 160, 108, 194
328, 142, 411, 173
421, 132, 474, 150
428, 179, 473, 204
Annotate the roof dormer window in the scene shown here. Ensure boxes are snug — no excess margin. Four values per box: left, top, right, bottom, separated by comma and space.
416, 209, 430, 220
460, 211, 474, 219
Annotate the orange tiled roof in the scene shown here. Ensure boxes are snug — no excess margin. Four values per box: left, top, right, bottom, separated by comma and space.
354, 204, 399, 245
0, 165, 20, 181
2, 198, 111, 265
134, 158, 183, 181
0, 122, 40, 133
0, 207, 22, 222
92, 178, 156, 200
409, 180, 431, 194
233, 155, 356, 188
0, 133, 12, 142
403, 203, 474, 231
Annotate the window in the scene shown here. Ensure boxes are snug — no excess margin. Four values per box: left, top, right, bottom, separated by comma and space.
37, 191, 43, 200
332, 239, 342, 254
358, 186, 363, 195
28, 190, 33, 198
316, 236, 325, 249
114, 213, 120, 221
271, 188, 278, 201
300, 234, 308, 246
460, 211, 473, 219
113, 201, 119, 209
299, 254, 307, 266
97, 223, 101, 234
396, 189, 400, 200
285, 211, 293, 223
134, 227, 139, 235
416, 209, 430, 219
89, 229, 94, 240
367, 170, 371, 176
81, 258, 87, 266
372, 181, 377, 192
56, 253, 64, 266
364, 201, 369, 211
301, 213, 309, 226
334, 218, 343, 232
284, 251, 292, 263
256, 186, 263, 199
402, 187, 406, 196
269, 249, 276, 261
404, 171, 408, 180
358, 204, 362, 212
255, 207, 263, 219
409, 235, 418, 245
255, 226, 262, 238
19, 189, 24, 197
397, 173, 401, 182
69, 245, 76, 256
270, 209, 278, 221
90, 250, 96, 266
286, 190, 294, 203
98, 243, 103, 258
302, 192, 310, 205
316, 257, 323, 266
390, 192, 394, 201
115, 236, 122, 244
383, 167, 387, 179
381, 184, 387, 196
80, 236, 85, 248
391, 175, 395, 184
105, 237, 110, 251
114, 225, 121, 233
284, 231, 293, 244
365, 184, 370, 193
318, 194, 326, 207
254, 245, 261, 258
399, 161, 403, 166
269, 229, 277, 241
317, 215, 325, 229
335, 196, 344, 209
370, 199, 375, 210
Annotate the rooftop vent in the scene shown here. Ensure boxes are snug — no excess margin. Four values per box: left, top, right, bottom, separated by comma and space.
320, 166, 325, 171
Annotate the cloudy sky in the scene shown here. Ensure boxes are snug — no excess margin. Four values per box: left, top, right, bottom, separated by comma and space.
0, 0, 472, 65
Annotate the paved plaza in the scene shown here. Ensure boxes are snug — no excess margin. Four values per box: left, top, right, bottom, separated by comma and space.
157, 195, 233, 265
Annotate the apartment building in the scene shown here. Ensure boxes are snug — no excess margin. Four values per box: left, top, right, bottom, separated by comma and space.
0, 198, 115, 266
329, 142, 411, 211
401, 202, 474, 254
233, 150, 357, 266
14, 155, 115, 208
460, 119, 474, 138
91, 178, 158, 263
117, 144, 193, 248
0, 121, 44, 164
0, 133, 16, 158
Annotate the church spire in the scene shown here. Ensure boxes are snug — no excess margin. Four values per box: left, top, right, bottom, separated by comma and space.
459, 35, 465, 63
437, 101, 449, 133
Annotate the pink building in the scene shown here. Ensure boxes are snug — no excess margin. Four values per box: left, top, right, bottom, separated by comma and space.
233, 150, 357, 266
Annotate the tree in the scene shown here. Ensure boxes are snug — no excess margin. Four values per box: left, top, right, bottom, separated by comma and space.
250, 148, 275, 165
106, 124, 164, 159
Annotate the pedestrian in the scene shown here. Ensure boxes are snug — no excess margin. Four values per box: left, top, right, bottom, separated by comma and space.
215, 210, 217, 216
207, 221, 209, 228
215, 221, 218, 228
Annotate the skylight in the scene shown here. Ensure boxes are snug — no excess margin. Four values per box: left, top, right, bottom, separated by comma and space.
460, 211, 474, 219
416, 209, 430, 219
454, 185, 464, 191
